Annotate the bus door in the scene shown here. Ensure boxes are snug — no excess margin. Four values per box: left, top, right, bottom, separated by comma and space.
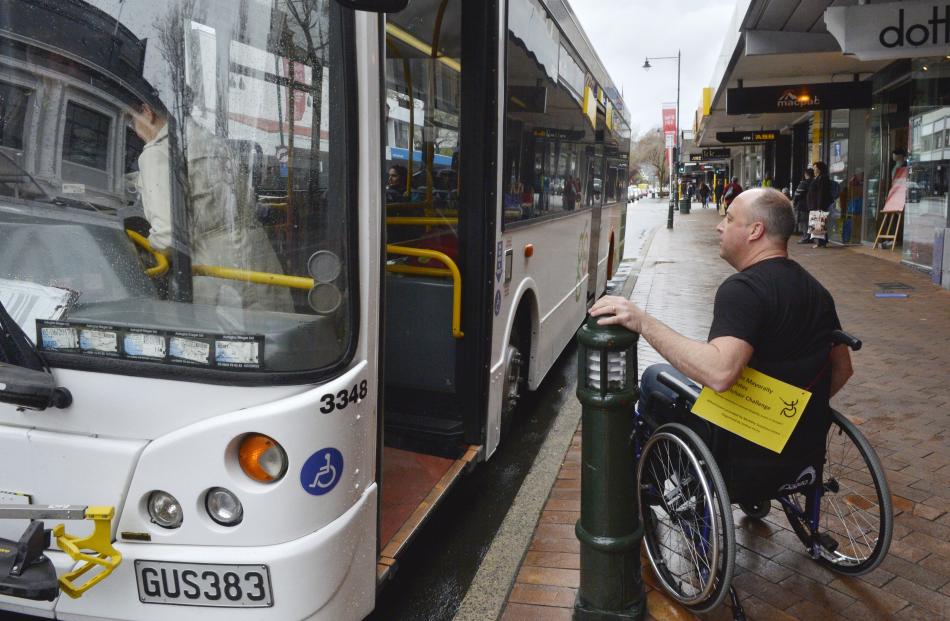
586, 144, 605, 300
377, 0, 496, 582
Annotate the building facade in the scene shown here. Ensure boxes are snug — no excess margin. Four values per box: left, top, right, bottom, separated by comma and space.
696, 0, 950, 285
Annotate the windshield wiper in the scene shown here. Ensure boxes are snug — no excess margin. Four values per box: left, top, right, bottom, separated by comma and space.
0, 299, 72, 411
37, 195, 116, 214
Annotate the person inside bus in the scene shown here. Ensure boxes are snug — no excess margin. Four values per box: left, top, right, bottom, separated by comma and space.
387, 164, 409, 201
130, 101, 294, 312
591, 188, 852, 500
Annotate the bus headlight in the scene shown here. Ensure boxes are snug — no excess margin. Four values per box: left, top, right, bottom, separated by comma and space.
147, 491, 183, 529
238, 433, 288, 483
205, 488, 244, 526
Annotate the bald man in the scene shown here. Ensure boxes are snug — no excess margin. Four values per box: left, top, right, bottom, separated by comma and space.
591, 188, 853, 500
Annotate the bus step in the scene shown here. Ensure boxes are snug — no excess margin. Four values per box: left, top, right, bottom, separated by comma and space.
377, 445, 481, 587
384, 411, 465, 458
0, 521, 59, 601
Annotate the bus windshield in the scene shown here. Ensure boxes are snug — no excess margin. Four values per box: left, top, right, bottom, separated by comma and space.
0, 0, 354, 377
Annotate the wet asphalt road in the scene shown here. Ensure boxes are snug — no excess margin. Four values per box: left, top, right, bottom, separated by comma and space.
7, 200, 666, 621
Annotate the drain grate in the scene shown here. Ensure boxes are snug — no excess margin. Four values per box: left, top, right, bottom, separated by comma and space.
875, 282, 913, 290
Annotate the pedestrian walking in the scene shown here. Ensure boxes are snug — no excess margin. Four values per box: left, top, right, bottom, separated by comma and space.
806, 161, 833, 248
698, 182, 711, 208
794, 168, 815, 243
714, 179, 724, 210
722, 177, 742, 213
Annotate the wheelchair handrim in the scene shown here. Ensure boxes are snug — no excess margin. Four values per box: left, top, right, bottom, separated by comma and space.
637, 431, 721, 606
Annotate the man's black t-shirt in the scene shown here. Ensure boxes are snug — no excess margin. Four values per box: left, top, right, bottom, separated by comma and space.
706, 257, 842, 500
709, 257, 841, 371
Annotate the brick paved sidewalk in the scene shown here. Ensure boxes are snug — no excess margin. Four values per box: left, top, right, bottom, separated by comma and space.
501, 206, 950, 620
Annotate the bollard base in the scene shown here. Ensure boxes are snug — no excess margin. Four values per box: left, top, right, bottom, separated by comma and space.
573, 595, 645, 621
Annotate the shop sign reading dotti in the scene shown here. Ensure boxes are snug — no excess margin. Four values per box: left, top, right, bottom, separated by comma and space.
825, 2, 950, 61
691, 367, 812, 454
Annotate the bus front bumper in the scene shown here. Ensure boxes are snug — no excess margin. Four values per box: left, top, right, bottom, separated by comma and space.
44, 484, 377, 621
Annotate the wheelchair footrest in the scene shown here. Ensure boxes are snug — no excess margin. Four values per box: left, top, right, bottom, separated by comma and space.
0, 521, 58, 601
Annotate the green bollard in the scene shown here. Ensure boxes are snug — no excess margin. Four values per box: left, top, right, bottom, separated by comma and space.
574, 316, 645, 621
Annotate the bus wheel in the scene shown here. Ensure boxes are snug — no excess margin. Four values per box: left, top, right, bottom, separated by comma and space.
500, 326, 525, 436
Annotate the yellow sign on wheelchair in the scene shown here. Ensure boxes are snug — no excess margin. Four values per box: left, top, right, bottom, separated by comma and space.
690, 367, 811, 454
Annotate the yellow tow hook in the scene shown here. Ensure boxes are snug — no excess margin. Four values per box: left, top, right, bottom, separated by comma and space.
52, 506, 122, 598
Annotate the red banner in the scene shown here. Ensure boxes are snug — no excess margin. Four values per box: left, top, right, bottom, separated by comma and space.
662, 107, 677, 135
662, 106, 677, 174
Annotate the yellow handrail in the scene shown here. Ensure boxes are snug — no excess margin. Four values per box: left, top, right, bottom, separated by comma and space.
386, 264, 452, 278
127, 230, 316, 290
192, 265, 314, 290
125, 230, 169, 277
387, 216, 458, 226
387, 244, 463, 338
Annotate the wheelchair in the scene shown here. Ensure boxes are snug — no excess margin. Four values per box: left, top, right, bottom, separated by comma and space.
632, 330, 893, 617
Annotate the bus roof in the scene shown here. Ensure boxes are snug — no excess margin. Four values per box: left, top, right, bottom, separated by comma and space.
540, 0, 630, 129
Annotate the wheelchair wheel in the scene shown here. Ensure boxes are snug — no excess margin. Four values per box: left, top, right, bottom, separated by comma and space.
739, 501, 771, 520
782, 410, 893, 575
637, 423, 735, 613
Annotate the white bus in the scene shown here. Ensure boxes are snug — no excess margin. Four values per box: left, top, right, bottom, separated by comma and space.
0, 0, 630, 619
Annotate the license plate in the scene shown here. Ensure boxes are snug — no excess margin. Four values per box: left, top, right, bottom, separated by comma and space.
135, 560, 273, 608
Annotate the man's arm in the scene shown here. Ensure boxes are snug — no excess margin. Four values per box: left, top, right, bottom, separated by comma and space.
590, 295, 753, 392
829, 344, 853, 397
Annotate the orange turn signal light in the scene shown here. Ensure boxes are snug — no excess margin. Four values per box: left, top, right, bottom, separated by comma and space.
238, 433, 288, 483
524, 244, 534, 258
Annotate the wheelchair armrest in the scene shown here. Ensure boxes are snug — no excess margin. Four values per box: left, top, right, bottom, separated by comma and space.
830, 330, 862, 351
657, 372, 701, 403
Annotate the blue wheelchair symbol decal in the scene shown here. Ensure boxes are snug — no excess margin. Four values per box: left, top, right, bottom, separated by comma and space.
300, 448, 344, 495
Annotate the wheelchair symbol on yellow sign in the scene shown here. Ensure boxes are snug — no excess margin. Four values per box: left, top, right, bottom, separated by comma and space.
691, 366, 812, 454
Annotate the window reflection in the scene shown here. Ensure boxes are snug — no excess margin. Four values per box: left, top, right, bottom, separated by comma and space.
0, 0, 354, 374
502, 0, 628, 226
0, 81, 30, 150
905, 103, 950, 268
383, 1, 461, 256
63, 102, 111, 171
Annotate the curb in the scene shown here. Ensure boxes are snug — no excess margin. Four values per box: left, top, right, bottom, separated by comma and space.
452, 225, 657, 621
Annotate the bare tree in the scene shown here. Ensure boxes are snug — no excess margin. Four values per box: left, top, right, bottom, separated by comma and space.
630, 128, 669, 188
282, 0, 329, 162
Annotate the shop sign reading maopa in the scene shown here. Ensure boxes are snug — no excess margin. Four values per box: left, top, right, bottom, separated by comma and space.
825, 2, 950, 60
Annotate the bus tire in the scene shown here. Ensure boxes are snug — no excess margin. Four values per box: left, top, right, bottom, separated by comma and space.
500, 322, 526, 438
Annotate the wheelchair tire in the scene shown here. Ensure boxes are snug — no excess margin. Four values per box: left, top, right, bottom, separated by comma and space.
782, 409, 893, 576
637, 423, 735, 613
739, 501, 771, 520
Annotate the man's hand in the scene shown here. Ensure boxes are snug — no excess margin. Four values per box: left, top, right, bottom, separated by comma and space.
589, 294, 754, 393
589, 295, 646, 333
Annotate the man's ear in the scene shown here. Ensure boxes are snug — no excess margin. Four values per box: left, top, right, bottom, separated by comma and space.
748, 221, 766, 241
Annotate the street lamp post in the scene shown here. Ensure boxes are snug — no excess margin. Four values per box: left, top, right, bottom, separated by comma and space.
643, 51, 680, 229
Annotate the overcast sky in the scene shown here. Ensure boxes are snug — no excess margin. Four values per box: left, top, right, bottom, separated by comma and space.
569, 0, 737, 139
